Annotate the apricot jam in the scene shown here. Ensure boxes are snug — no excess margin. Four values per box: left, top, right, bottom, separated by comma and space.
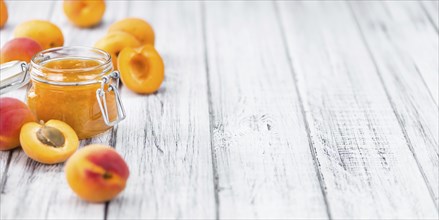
26, 47, 124, 139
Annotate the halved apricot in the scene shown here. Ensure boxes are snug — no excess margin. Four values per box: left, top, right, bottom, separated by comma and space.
20, 120, 79, 164
94, 32, 141, 70
118, 45, 164, 94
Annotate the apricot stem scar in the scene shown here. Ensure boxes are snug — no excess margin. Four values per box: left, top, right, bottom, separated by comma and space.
102, 172, 112, 179
36, 126, 65, 148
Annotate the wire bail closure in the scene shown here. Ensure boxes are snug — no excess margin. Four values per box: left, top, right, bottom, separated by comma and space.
0, 61, 30, 95
96, 71, 126, 126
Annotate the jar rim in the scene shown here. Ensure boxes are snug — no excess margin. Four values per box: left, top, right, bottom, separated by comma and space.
30, 46, 113, 86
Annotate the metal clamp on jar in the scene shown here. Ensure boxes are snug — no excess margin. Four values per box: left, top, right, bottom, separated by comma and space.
0, 46, 126, 139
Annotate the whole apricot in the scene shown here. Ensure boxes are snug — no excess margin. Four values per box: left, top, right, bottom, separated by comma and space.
0, 98, 36, 151
63, 0, 106, 28
118, 45, 164, 94
20, 120, 79, 164
14, 20, 64, 50
94, 32, 140, 70
65, 144, 129, 203
0, 0, 8, 28
1, 38, 43, 64
108, 18, 155, 45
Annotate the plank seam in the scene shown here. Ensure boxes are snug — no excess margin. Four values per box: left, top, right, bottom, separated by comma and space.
419, 1, 439, 33
347, 1, 439, 210
0, 151, 13, 194
200, 2, 220, 220
413, 63, 439, 108
273, 2, 332, 219
104, 90, 121, 219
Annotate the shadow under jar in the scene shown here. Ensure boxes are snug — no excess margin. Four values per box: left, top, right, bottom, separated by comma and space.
26, 47, 125, 139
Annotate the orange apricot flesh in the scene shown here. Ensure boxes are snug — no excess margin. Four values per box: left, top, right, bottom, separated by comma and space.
65, 144, 129, 203
118, 45, 164, 94
20, 120, 79, 164
94, 32, 141, 70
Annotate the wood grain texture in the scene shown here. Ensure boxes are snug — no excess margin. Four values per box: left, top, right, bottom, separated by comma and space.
1, 1, 438, 219
420, 0, 439, 31
350, 0, 439, 207
0, 1, 128, 219
378, 1, 439, 105
278, 1, 438, 219
106, 2, 216, 219
204, 2, 328, 219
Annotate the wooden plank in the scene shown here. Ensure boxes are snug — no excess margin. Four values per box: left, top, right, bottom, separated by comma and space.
378, 1, 439, 105
350, 0, 439, 207
204, 2, 328, 219
106, 2, 216, 219
278, 1, 438, 219
420, 0, 439, 31
1, 1, 129, 219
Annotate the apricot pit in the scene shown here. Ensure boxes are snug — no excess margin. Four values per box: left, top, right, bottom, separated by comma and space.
36, 124, 65, 148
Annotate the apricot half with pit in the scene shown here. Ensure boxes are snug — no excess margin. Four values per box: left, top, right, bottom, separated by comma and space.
20, 120, 79, 164
118, 45, 164, 94
65, 144, 129, 203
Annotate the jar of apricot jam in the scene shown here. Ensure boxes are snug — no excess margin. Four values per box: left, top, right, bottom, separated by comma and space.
24, 47, 125, 139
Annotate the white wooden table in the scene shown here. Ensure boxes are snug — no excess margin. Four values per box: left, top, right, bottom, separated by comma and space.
0, 1, 438, 219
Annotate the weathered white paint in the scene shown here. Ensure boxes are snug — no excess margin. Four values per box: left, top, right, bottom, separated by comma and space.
380, 1, 439, 105
1, 1, 438, 219
106, 2, 216, 219
0, 1, 128, 219
204, 1, 328, 219
278, 1, 438, 219
420, 0, 439, 31
350, 0, 439, 207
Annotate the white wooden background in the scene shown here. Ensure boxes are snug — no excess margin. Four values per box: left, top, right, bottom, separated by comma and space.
0, 1, 438, 219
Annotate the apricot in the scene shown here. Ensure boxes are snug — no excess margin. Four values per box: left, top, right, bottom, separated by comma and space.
108, 18, 155, 45
14, 20, 64, 50
63, 0, 106, 28
0, 0, 7, 28
20, 120, 79, 164
94, 32, 140, 70
118, 45, 164, 94
0, 38, 43, 64
65, 144, 129, 203
0, 98, 36, 151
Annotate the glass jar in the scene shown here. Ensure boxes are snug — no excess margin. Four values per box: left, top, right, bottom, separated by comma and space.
1, 47, 126, 139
